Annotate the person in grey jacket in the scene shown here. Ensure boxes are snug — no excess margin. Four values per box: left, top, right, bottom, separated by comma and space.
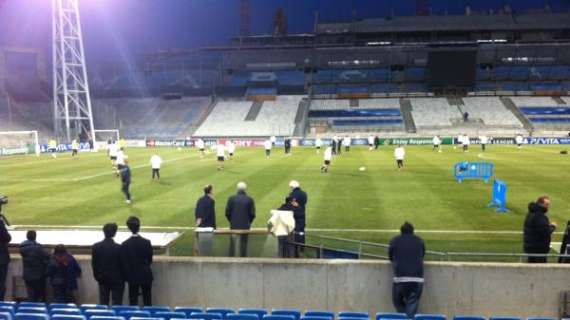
225, 182, 256, 257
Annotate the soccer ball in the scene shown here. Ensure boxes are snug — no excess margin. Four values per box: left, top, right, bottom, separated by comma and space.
359, 166, 366, 172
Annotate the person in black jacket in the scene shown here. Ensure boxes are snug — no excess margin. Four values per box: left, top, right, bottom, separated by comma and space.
119, 159, 132, 204
92, 223, 125, 305
389, 222, 425, 318
46, 245, 82, 303
20, 230, 49, 302
288, 180, 308, 257
195, 185, 216, 228
225, 182, 256, 257
523, 196, 556, 263
120, 216, 153, 306
0, 218, 11, 301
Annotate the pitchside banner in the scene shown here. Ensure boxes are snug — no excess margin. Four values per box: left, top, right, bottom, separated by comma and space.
39, 143, 91, 153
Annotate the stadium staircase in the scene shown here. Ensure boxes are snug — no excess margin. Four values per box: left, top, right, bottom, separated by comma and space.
500, 97, 534, 132
446, 96, 465, 106
245, 101, 263, 121
189, 98, 218, 136
399, 98, 417, 133
293, 99, 310, 136
553, 96, 567, 105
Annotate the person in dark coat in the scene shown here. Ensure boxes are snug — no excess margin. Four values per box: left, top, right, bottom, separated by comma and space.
20, 230, 49, 302
284, 138, 291, 154
119, 158, 132, 204
225, 182, 256, 257
195, 185, 216, 228
389, 222, 425, 318
0, 217, 11, 301
120, 216, 153, 306
92, 223, 125, 305
331, 138, 337, 155
288, 180, 308, 257
523, 196, 557, 263
374, 136, 381, 150
558, 221, 570, 263
46, 245, 82, 303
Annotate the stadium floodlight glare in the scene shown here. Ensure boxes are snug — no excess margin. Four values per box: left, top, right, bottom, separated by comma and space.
0, 131, 41, 157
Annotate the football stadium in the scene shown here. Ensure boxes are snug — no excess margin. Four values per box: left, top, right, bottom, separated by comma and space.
0, 0, 570, 318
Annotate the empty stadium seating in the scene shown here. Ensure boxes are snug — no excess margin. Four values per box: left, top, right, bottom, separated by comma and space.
511, 96, 570, 129
193, 96, 302, 137
409, 98, 462, 128
461, 98, 523, 128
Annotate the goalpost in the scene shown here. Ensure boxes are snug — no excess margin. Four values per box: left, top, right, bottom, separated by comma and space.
93, 129, 120, 151
0, 131, 40, 156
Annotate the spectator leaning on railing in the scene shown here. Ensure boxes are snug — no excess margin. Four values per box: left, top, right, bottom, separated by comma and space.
523, 195, 556, 263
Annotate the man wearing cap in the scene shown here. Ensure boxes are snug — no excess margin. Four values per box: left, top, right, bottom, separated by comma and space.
225, 182, 256, 257
288, 180, 308, 256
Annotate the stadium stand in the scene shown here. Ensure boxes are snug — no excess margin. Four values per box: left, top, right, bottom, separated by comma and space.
460, 97, 523, 128
510, 96, 570, 130
193, 96, 302, 137
409, 98, 462, 128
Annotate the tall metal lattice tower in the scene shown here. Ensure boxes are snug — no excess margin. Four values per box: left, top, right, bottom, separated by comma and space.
52, 0, 95, 143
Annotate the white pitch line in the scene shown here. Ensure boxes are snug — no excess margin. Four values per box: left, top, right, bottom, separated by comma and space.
10, 225, 562, 235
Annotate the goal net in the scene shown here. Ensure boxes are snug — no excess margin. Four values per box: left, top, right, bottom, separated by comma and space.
0, 131, 40, 156
94, 129, 120, 151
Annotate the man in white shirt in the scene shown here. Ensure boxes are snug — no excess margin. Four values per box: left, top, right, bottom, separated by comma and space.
227, 141, 236, 160
321, 147, 333, 173
368, 135, 375, 151
479, 135, 489, 152
432, 135, 441, 152
108, 141, 118, 167
463, 135, 470, 152
216, 144, 226, 170
150, 154, 162, 181
315, 138, 323, 154
343, 136, 351, 152
394, 145, 406, 171
196, 139, 205, 158
264, 139, 272, 159
270, 135, 277, 147
515, 134, 524, 149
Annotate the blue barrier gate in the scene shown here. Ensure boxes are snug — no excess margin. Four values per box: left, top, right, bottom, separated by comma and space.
454, 161, 494, 183
488, 179, 508, 213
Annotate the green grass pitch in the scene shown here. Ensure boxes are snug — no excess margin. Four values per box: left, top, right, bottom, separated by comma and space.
0, 144, 568, 259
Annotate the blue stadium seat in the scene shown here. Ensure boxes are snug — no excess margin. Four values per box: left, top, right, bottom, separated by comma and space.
15, 308, 46, 315
142, 307, 171, 315
84, 310, 116, 318
111, 308, 139, 314
227, 315, 258, 320
340, 317, 368, 320
81, 306, 108, 312
489, 317, 520, 320
206, 308, 235, 318
90, 316, 126, 320
188, 313, 223, 320
0, 311, 12, 320
302, 317, 331, 320
15, 314, 49, 320
303, 312, 334, 320
453, 316, 486, 320
50, 305, 77, 310
376, 313, 408, 320
238, 309, 267, 320
173, 308, 202, 318
51, 315, 87, 320
0, 307, 14, 316
271, 310, 301, 320
50, 309, 82, 316
0, 303, 16, 308
18, 304, 45, 309
338, 312, 368, 319
131, 318, 164, 320
153, 312, 186, 320
526, 318, 555, 320
264, 316, 295, 320
415, 315, 446, 320
118, 311, 152, 320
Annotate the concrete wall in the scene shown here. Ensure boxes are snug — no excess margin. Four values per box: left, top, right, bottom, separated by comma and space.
4, 256, 569, 318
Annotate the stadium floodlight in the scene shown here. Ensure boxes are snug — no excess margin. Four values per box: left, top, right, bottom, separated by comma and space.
0, 131, 41, 157
52, 0, 96, 145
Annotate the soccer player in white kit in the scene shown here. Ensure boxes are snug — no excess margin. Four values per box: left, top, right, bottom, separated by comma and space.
432, 135, 441, 152
216, 143, 226, 170
479, 135, 489, 152
368, 135, 374, 151
227, 141, 236, 160
315, 138, 323, 154
108, 141, 118, 167
515, 134, 524, 149
270, 135, 277, 146
394, 144, 406, 171
196, 139, 205, 158
321, 146, 333, 173
150, 154, 163, 181
463, 135, 470, 152
343, 136, 351, 152
264, 139, 272, 159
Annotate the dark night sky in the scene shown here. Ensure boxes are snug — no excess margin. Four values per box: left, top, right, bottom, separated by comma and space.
0, 0, 568, 64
